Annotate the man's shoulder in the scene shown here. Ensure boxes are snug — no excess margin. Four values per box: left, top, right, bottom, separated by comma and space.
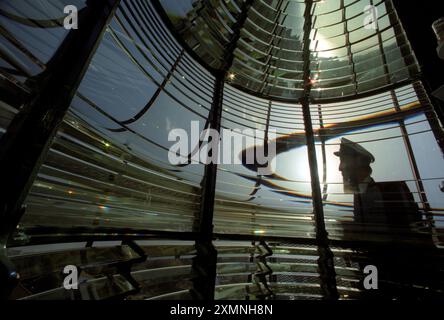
373, 180, 410, 193
372, 180, 417, 206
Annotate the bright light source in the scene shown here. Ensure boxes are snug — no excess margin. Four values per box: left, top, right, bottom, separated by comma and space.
228, 73, 236, 81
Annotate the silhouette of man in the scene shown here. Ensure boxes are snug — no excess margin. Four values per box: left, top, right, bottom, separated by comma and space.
334, 138, 439, 299
334, 138, 422, 238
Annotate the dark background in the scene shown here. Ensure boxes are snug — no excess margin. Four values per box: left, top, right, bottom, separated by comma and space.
393, 0, 444, 119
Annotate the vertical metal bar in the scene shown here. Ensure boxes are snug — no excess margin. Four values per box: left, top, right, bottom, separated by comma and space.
264, 101, 272, 161
301, 0, 339, 300
194, 74, 225, 239
190, 0, 255, 301
374, 0, 439, 242
317, 104, 329, 202
0, 0, 121, 298
390, 90, 438, 244
385, 0, 443, 240
189, 69, 223, 302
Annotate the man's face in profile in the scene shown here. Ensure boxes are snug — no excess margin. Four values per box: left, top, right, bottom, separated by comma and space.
338, 154, 360, 193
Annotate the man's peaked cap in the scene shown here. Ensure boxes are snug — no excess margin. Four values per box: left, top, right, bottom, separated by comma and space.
334, 138, 375, 163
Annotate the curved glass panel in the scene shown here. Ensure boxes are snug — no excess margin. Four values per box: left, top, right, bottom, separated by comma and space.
160, 0, 420, 100
0, 0, 86, 137
19, 0, 215, 233
1, 0, 443, 302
